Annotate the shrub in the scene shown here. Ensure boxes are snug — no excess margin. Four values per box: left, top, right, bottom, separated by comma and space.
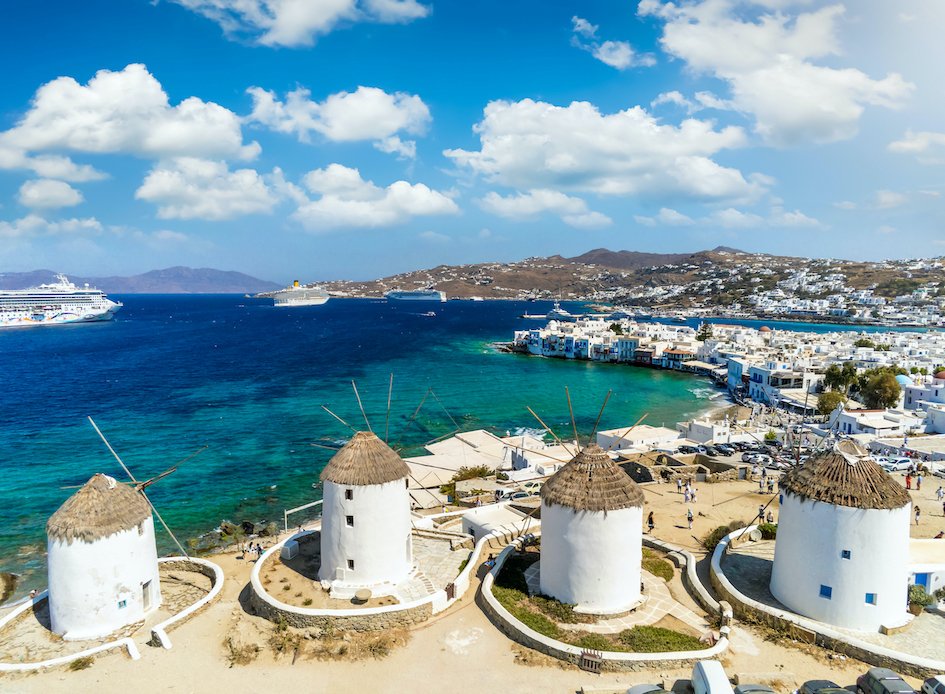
617, 625, 705, 653
453, 465, 492, 482
573, 633, 617, 651
68, 656, 94, 671
496, 471, 509, 481
642, 548, 674, 581
757, 522, 778, 540
701, 520, 743, 552
302, 598, 313, 606
224, 636, 259, 667
909, 584, 934, 607
764, 430, 777, 442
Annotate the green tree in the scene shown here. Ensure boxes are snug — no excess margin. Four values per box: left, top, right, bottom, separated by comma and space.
853, 337, 876, 349
764, 430, 777, 442
824, 362, 858, 393
817, 391, 847, 416
609, 323, 624, 335
859, 371, 901, 409
696, 323, 714, 342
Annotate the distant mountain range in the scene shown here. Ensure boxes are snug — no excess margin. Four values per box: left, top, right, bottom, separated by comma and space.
0, 267, 282, 294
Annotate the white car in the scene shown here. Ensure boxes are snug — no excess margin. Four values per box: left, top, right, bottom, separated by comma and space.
923, 676, 945, 694
881, 458, 912, 472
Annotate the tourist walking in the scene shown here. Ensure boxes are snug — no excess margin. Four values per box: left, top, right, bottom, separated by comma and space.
691, 488, 698, 503
687, 508, 694, 529
677, 478, 683, 494
915, 507, 921, 526
936, 486, 944, 502
758, 504, 765, 523
683, 489, 691, 504
906, 473, 912, 490
766, 478, 775, 494
917, 474, 923, 491
766, 510, 774, 524
647, 511, 655, 533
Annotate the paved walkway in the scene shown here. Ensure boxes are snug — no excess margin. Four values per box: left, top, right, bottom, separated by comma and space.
521, 561, 711, 635
723, 539, 945, 662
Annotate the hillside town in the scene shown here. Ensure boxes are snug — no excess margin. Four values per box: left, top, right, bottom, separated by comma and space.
510, 317, 945, 461
322, 248, 945, 327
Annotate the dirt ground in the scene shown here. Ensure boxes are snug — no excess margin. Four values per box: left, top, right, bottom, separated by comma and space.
1, 473, 935, 693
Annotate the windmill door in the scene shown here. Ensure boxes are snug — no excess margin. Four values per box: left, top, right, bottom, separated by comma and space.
142, 580, 152, 610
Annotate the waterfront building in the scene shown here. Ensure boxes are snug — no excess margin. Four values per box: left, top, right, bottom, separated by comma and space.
46, 473, 162, 640
319, 432, 413, 596
539, 443, 645, 614
770, 440, 912, 632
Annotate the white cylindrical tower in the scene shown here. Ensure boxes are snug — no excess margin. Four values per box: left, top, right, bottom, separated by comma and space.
318, 431, 412, 593
770, 440, 912, 631
46, 474, 162, 641
539, 443, 645, 614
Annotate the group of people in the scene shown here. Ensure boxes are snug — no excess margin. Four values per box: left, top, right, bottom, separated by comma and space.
242, 542, 265, 561
675, 477, 698, 530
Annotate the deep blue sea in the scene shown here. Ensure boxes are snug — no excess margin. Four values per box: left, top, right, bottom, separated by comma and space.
0, 296, 909, 596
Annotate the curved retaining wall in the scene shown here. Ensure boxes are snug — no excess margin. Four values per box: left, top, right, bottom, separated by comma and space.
150, 557, 225, 649
710, 526, 945, 679
480, 541, 730, 671
248, 522, 506, 631
0, 591, 141, 672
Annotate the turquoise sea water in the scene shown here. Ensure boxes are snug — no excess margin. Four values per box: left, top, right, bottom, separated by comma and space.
0, 296, 916, 596
0, 296, 719, 595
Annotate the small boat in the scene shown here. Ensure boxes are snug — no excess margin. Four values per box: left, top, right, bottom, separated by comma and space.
422, 311, 436, 317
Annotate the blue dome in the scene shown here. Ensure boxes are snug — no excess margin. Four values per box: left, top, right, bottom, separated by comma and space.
895, 374, 913, 386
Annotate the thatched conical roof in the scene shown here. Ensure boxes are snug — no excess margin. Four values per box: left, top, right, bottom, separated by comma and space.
779, 439, 911, 511
47, 473, 151, 544
320, 431, 409, 486
541, 443, 644, 512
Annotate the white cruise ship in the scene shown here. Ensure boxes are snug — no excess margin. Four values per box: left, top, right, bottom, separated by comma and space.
385, 288, 446, 302
0, 274, 121, 328
270, 280, 330, 307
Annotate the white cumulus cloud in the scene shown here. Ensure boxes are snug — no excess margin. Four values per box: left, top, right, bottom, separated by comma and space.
874, 190, 907, 209
480, 189, 612, 229
246, 85, 430, 157
444, 99, 762, 202
0, 64, 259, 163
635, 207, 695, 226
293, 163, 459, 230
18, 179, 84, 209
135, 158, 278, 220
172, 0, 428, 47
0, 215, 102, 239
888, 130, 945, 160
571, 16, 655, 70
640, 1, 914, 145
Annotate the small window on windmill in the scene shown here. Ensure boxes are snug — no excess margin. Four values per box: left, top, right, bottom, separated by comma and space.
841, 549, 852, 560
819, 585, 832, 599
347, 559, 355, 570
346, 515, 354, 527
118, 599, 127, 609
345, 489, 353, 501
865, 592, 877, 606
138, 523, 144, 536
405, 478, 409, 489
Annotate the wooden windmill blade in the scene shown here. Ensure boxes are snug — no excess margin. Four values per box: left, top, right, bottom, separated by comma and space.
87, 417, 191, 559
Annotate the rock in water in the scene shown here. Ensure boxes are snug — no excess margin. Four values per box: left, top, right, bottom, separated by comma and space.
0, 572, 18, 605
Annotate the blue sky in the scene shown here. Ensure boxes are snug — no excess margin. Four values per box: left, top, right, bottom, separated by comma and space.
1, 0, 943, 281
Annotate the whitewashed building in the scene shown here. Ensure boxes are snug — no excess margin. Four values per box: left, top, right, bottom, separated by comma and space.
46, 473, 162, 640
319, 431, 413, 596
770, 440, 912, 631
539, 443, 645, 614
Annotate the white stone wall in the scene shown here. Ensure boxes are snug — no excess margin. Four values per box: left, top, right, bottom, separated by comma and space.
47, 517, 162, 640
539, 502, 642, 613
319, 478, 412, 589
770, 491, 911, 631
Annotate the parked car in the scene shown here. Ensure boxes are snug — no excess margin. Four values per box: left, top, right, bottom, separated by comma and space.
922, 676, 945, 694
734, 685, 776, 694
857, 667, 915, 694
678, 445, 699, 455
765, 460, 790, 471
881, 458, 912, 472
520, 480, 543, 494
499, 491, 532, 502
716, 444, 735, 456
705, 446, 721, 457
764, 439, 783, 449
691, 660, 735, 694
696, 445, 708, 454
742, 452, 758, 463
799, 679, 848, 694
626, 686, 672, 694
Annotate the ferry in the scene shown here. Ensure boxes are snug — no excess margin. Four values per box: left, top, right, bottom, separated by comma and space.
268, 280, 329, 307
385, 288, 446, 302
0, 274, 121, 328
